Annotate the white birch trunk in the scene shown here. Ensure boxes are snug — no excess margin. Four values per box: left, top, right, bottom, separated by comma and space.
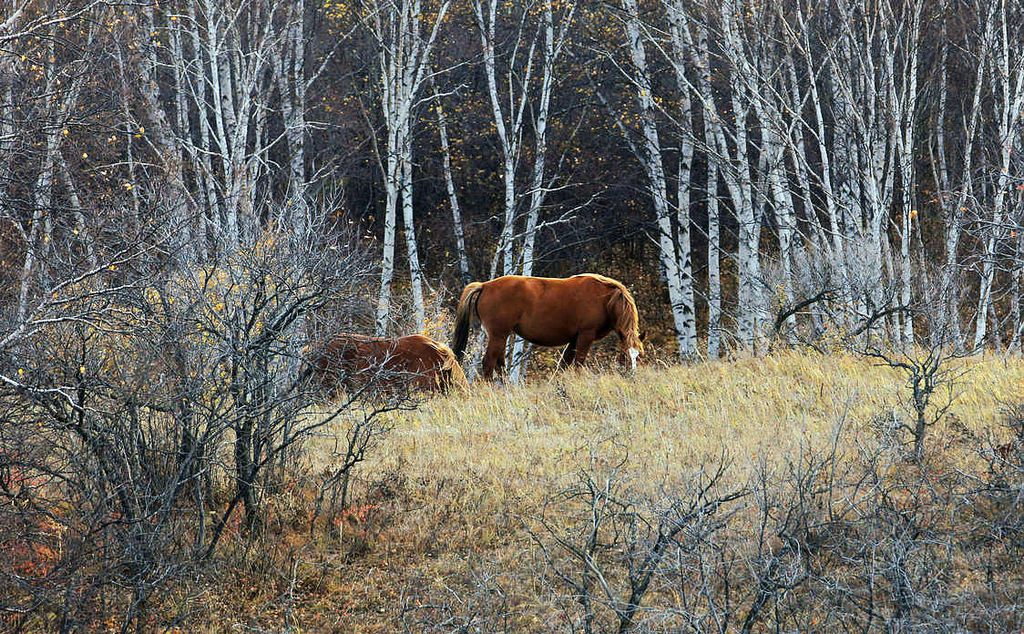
974, 2, 1024, 349
474, 0, 533, 278
719, 1, 763, 351
401, 126, 426, 331
896, 1, 921, 345
664, 0, 698, 358
433, 86, 471, 285
17, 35, 81, 320
372, 0, 449, 334
707, 164, 722, 359
509, 0, 572, 381
675, 128, 697, 356
275, 0, 309, 238
621, 0, 691, 360
376, 123, 401, 335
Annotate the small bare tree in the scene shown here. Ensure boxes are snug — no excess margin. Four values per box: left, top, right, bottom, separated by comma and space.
860, 291, 967, 461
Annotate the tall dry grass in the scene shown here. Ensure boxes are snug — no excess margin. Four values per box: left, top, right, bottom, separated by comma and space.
372, 351, 1020, 486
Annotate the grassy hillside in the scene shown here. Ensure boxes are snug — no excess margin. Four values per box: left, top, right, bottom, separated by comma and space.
193, 352, 1024, 632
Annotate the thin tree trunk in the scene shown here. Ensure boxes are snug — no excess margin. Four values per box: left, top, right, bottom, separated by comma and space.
372, 0, 449, 334
621, 0, 691, 361
974, 2, 1024, 349
433, 83, 470, 285
707, 165, 722, 359
510, 0, 567, 382
376, 125, 401, 335
474, 0, 533, 278
720, 1, 762, 351
401, 125, 426, 331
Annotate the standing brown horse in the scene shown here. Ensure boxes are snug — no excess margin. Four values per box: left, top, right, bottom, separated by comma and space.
309, 333, 468, 396
451, 274, 644, 380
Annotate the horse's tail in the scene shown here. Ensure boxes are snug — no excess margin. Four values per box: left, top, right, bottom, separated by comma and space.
451, 282, 483, 362
607, 283, 642, 350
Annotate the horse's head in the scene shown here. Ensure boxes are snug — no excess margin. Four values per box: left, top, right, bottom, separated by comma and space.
619, 330, 645, 371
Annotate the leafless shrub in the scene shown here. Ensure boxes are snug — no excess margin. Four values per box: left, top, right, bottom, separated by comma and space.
399, 559, 519, 634
307, 407, 406, 533
518, 416, 1024, 633
0, 209, 399, 630
969, 404, 1024, 608
529, 443, 745, 634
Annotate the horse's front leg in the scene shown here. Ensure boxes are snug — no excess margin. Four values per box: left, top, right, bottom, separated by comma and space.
572, 330, 596, 367
558, 335, 578, 370
482, 332, 508, 381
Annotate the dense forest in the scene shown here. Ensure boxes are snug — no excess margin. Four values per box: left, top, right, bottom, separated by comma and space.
3, 0, 1023, 360
3, 0, 1024, 631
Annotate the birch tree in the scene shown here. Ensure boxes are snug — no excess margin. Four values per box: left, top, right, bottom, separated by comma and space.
619, 0, 697, 360
832, 2, 895, 339
274, 0, 312, 240
126, 0, 318, 256
738, 3, 801, 343
472, 0, 535, 279
432, 79, 471, 285
509, 0, 574, 381
780, 2, 850, 312
662, 0, 701, 357
702, 0, 764, 351
929, 2, 993, 349
972, 0, 1024, 349
366, 0, 450, 335
888, 0, 924, 345
6, 16, 96, 321
470, 0, 574, 380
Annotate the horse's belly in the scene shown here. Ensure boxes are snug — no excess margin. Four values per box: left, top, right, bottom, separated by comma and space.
514, 324, 574, 347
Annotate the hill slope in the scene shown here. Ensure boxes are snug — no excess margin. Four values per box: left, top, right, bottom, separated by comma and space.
200, 352, 1024, 632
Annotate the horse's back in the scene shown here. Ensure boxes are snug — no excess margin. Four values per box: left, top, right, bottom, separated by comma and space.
393, 334, 447, 371
393, 334, 469, 393
481, 274, 600, 303
484, 273, 621, 295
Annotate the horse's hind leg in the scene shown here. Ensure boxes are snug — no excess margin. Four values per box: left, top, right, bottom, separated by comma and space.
482, 334, 508, 381
558, 336, 578, 370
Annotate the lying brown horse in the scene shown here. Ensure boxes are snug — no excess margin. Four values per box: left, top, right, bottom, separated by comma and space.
451, 274, 644, 380
308, 333, 468, 396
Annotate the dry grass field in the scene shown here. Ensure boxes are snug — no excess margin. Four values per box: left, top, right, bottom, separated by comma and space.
184, 351, 1024, 632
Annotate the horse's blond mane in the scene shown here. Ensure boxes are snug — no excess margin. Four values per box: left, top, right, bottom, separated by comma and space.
577, 274, 642, 350
422, 338, 469, 392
